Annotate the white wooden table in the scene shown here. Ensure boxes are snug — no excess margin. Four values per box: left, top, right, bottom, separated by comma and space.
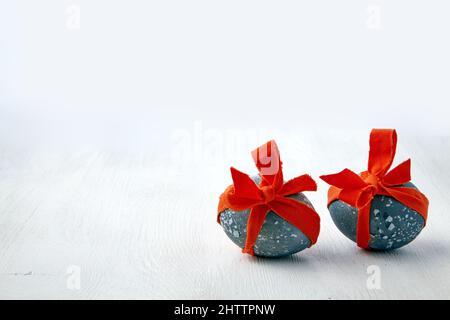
0, 122, 449, 299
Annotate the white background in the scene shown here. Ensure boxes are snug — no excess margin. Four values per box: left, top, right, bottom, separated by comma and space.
0, 1, 449, 299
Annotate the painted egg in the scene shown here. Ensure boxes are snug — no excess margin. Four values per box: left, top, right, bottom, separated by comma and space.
328, 182, 425, 250
219, 175, 315, 257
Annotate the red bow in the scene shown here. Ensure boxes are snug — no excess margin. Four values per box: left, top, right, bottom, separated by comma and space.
218, 140, 320, 255
320, 129, 429, 249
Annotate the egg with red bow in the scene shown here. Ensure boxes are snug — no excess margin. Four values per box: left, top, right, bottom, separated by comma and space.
219, 176, 315, 257
328, 182, 426, 250
217, 140, 320, 258
321, 129, 429, 251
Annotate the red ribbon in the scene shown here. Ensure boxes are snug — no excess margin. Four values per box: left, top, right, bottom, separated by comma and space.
217, 140, 320, 255
320, 129, 429, 249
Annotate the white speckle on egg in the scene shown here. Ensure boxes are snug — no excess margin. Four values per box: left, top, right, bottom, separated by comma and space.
388, 223, 395, 231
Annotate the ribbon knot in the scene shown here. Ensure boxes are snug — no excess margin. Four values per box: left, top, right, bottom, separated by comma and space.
320, 129, 429, 249
362, 171, 380, 188
218, 140, 320, 256
261, 185, 275, 204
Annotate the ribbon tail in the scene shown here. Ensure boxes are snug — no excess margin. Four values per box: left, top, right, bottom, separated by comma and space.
269, 197, 320, 245
320, 169, 368, 190
230, 167, 262, 200
243, 205, 270, 255
217, 167, 263, 217
383, 159, 411, 186
356, 203, 371, 249
279, 174, 317, 196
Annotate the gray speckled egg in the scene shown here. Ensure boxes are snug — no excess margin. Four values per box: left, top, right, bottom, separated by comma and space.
219, 176, 314, 258
328, 182, 425, 250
